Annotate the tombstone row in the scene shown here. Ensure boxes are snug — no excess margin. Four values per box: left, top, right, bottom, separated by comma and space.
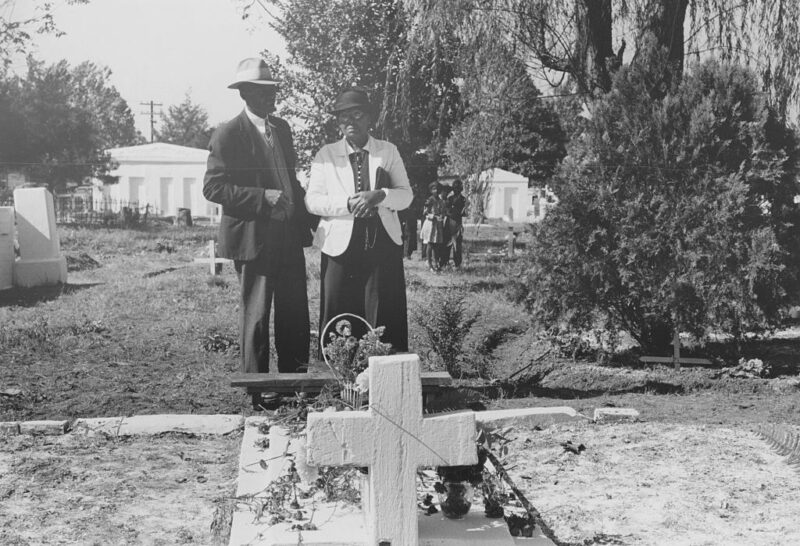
0, 188, 68, 290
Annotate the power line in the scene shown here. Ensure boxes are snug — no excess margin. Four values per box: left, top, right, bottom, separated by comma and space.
139, 101, 163, 143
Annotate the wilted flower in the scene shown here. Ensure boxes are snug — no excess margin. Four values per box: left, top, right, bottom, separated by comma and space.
355, 370, 369, 393
322, 315, 392, 384
335, 320, 352, 336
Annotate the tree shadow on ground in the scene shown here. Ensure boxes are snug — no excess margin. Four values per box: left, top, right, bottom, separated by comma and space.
0, 283, 103, 308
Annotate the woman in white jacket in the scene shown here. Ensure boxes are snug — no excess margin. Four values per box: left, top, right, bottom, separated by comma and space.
305, 88, 413, 351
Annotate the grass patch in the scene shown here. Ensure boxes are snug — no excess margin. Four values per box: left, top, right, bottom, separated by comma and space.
1, 221, 798, 423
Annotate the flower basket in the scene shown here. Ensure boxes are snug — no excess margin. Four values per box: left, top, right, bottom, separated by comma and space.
339, 382, 366, 409
321, 313, 392, 409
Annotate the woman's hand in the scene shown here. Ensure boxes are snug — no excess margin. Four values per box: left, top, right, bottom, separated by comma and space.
348, 190, 385, 218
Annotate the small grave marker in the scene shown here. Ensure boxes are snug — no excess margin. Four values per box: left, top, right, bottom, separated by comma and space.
639, 330, 711, 369
306, 354, 477, 546
193, 240, 231, 274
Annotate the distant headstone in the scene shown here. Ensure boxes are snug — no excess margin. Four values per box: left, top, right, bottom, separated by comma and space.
12, 188, 67, 287
0, 207, 14, 290
175, 207, 193, 227
504, 229, 517, 257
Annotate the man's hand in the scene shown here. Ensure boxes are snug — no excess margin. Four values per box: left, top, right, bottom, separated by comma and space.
348, 190, 385, 218
264, 189, 283, 207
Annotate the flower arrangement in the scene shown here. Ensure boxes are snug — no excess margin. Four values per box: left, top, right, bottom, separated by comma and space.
321, 314, 392, 407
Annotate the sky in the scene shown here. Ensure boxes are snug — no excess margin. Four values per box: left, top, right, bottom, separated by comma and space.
12, 0, 286, 138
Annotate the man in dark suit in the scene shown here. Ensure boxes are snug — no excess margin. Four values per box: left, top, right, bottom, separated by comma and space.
203, 58, 315, 396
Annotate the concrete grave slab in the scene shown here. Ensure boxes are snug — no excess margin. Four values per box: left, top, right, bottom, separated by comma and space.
593, 408, 640, 422
230, 356, 557, 546
0, 421, 20, 435
418, 507, 515, 545
475, 407, 583, 429
229, 417, 367, 546
115, 414, 243, 436
72, 416, 126, 437
230, 413, 548, 546
19, 420, 68, 435
0, 206, 14, 290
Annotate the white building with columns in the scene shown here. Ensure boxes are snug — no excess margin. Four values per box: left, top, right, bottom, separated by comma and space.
98, 143, 219, 220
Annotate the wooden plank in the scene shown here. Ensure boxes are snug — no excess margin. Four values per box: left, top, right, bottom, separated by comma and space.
639, 356, 712, 365
232, 371, 452, 392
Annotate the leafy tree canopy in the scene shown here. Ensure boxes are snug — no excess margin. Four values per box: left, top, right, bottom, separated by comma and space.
526, 50, 800, 351
0, 58, 139, 192
157, 92, 213, 149
251, 0, 463, 181
443, 43, 568, 219
406, 0, 800, 116
446, 41, 568, 176
0, 0, 88, 67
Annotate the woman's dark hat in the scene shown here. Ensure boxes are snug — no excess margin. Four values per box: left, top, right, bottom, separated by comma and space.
330, 88, 374, 114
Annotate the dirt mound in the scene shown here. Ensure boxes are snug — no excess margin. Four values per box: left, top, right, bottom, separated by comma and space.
65, 252, 101, 272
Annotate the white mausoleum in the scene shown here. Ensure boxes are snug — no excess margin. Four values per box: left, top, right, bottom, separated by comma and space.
481, 168, 530, 221
471, 168, 559, 223
99, 143, 218, 220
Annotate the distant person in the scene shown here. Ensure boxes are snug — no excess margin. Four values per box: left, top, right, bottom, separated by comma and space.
420, 182, 447, 272
203, 58, 317, 405
305, 88, 413, 352
443, 178, 467, 268
399, 195, 421, 259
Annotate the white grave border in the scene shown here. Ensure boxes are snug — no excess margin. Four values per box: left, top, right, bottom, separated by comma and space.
229, 353, 566, 546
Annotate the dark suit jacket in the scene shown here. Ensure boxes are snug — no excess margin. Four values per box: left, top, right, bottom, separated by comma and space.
203, 111, 316, 261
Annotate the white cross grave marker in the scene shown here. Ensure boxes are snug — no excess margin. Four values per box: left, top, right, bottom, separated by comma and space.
306, 354, 477, 546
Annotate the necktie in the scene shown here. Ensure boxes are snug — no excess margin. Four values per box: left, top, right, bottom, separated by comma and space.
264, 121, 274, 148
353, 150, 368, 191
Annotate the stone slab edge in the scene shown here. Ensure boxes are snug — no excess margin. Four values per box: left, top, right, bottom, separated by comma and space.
115, 414, 244, 436
0, 421, 20, 435
5, 415, 245, 437
475, 407, 585, 429
19, 420, 68, 435
593, 408, 640, 422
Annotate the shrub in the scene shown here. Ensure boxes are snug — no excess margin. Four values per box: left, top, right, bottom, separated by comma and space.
412, 288, 479, 377
527, 53, 800, 352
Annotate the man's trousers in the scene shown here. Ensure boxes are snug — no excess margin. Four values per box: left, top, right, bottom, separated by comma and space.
235, 243, 309, 374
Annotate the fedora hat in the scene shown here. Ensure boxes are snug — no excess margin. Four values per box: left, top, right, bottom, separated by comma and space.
228, 57, 280, 89
330, 88, 375, 115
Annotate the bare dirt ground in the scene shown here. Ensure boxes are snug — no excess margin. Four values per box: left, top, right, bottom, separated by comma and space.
0, 431, 239, 546
504, 421, 800, 546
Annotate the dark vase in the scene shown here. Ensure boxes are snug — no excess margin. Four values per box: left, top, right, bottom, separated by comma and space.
438, 480, 473, 519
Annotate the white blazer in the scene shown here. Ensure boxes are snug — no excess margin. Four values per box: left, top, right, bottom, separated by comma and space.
306, 136, 413, 257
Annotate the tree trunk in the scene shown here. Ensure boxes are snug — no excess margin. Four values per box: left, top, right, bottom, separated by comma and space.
571, 0, 688, 95
634, 0, 689, 94
574, 0, 616, 93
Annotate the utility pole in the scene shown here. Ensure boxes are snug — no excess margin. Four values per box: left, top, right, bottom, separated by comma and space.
140, 101, 163, 143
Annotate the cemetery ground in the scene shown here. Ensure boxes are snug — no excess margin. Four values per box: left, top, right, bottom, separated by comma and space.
2, 222, 800, 545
